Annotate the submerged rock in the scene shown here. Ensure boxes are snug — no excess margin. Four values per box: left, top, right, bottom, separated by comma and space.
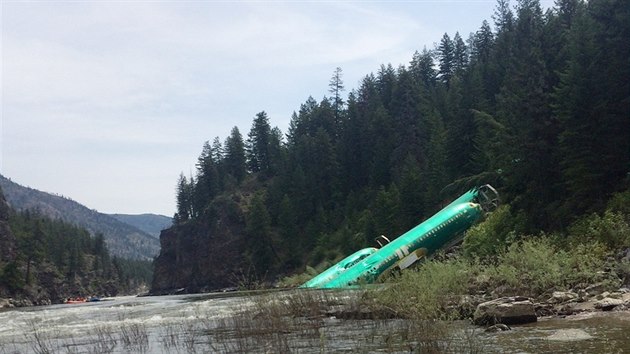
547, 328, 593, 341
473, 296, 537, 325
485, 323, 511, 332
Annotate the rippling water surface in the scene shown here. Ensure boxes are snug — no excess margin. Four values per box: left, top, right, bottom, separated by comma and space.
2, 291, 630, 353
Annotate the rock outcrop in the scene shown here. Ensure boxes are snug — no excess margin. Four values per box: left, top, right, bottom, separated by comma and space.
151, 195, 247, 294
473, 296, 537, 325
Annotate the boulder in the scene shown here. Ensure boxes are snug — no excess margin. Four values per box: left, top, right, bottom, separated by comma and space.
547, 291, 578, 304
473, 296, 537, 325
584, 282, 609, 297
594, 297, 623, 311
0, 298, 13, 308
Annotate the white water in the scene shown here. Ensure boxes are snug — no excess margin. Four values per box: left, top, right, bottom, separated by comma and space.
5, 291, 630, 353
0, 293, 257, 353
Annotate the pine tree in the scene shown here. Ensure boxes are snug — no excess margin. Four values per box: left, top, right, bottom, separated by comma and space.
410, 48, 437, 88
246, 111, 272, 175
453, 32, 469, 75
328, 67, 345, 126
223, 126, 247, 183
376, 64, 397, 111
194, 141, 220, 213
471, 20, 494, 64
437, 33, 455, 84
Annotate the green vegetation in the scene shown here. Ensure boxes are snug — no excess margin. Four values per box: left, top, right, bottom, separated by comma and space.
161, 0, 629, 290
0, 209, 152, 301
371, 192, 630, 320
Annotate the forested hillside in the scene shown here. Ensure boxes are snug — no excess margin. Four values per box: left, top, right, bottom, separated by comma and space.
109, 213, 172, 239
0, 187, 152, 305
0, 175, 160, 260
152, 0, 629, 292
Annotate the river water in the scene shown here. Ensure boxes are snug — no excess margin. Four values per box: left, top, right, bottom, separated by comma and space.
1, 290, 630, 353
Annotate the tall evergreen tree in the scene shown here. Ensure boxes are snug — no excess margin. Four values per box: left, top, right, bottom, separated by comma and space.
223, 126, 247, 183
410, 48, 437, 88
328, 67, 345, 127
453, 32, 469, 75
194, 141, 220, 213
246, 111, 273, 175
437, 33, 455, 84
471, 20, 494, 64
175, 173, 193, 222
376, 64, 397, 111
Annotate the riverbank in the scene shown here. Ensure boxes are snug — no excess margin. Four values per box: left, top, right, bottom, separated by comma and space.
3, 287, 630, 353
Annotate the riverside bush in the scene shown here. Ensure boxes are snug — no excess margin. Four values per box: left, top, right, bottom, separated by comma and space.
607, 188, 630, 217
484, 238, 612, 297
462, 205, 525, 260
372, 259, 481, 320
372, 237, 616, 319
569, 210, 630, 251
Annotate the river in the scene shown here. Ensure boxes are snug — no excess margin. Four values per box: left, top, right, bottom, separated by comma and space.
1, 290, 630, 353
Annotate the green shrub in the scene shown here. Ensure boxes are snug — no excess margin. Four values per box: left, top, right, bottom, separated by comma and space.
482, 237, 614, 298
607, 188, 630, 217
277, 266, 318, 288
569, 211, 630, 251
462, 205, 524, 260
373, 259, 481, 320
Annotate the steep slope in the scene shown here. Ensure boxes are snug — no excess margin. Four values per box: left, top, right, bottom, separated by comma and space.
151, 195, 247, 294
109, 213, 172, 239
0, 175, 159, 260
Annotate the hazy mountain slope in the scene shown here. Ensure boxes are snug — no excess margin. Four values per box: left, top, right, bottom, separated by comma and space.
109, 214, 172, 239
0, 175, 159, 260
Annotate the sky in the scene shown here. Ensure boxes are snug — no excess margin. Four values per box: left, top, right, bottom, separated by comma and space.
1, 0, 554, 217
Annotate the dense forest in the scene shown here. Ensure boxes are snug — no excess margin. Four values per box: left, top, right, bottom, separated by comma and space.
156, 0, 629, 289
0, 188, 153, 304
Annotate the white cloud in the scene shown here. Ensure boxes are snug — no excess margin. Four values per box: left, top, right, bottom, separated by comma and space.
1, 0, 509, 215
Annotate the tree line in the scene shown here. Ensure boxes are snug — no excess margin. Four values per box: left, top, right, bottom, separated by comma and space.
1, 209, 152, 298
173, 0, 629, 279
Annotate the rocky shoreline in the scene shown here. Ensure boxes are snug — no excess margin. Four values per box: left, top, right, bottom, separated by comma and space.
469, 284, 630, 328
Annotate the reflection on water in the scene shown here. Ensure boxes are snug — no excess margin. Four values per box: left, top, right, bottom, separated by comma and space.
1, 291, 630, 353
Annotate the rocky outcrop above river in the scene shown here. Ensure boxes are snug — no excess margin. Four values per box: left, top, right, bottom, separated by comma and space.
151, 195, 248, 294
473, 296, 537, 325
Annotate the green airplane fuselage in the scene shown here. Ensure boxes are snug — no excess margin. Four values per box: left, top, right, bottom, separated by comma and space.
318, 202, 482, 288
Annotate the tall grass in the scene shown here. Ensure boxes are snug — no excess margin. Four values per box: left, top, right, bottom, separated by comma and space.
372, 235, 618, 320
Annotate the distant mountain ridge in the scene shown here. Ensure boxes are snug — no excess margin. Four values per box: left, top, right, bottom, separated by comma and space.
0, 174, 160, 260
109, 213, 172, 239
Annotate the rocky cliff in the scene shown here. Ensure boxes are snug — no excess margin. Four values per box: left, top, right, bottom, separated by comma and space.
151, 195, 248, 294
